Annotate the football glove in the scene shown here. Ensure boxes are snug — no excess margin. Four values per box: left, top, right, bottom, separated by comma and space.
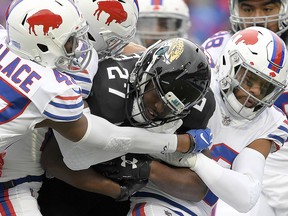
186, 128, 212, 153
93, 153, 152, 181
116, 179, 148, 201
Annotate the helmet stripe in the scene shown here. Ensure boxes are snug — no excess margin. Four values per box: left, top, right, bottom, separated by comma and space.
5, 0, 24, 21
134, 0, 139, 13
151, 0, 163, 6
268, 32, 285, 73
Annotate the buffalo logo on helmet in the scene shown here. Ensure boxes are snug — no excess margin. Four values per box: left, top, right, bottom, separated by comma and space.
233, 28, 259, 46
26, 9, 63, 36
232, 28, 286, 76
93, 0, 128, 26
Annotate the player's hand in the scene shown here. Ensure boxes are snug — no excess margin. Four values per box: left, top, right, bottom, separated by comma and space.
93, 153, 152, 181
186, 128, 212, 153
152, 151, 197, 168
116, 179, 148, 201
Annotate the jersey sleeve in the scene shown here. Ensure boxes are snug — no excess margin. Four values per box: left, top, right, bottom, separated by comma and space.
201, 30, 232, 65
43, 87, 84, 122
274, 87, 288, 116
63, 49, 98, 99
262, 108, 288, 152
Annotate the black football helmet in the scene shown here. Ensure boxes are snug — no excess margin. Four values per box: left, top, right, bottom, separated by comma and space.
126, 38, 211, 127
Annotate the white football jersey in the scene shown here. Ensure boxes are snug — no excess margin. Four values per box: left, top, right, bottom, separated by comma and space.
0, 28, 83, 158
131, 73, 288, 215
0, 28, 99, 181
0, 128, 47, 181
203, 30, 288, 216
264, 87, 288, 175
64, 48, 98, 99
201, 30, 232, 66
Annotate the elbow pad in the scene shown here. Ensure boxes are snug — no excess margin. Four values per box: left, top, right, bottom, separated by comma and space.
193, 148, 265, 212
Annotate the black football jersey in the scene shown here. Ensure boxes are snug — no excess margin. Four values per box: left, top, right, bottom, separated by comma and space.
86, 53, 216, 130
178, 88, 216, 133
86, 54, 140, 125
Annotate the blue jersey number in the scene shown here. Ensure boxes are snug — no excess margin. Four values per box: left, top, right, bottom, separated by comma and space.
204, 31, 229, 50
0, 78, 30, 124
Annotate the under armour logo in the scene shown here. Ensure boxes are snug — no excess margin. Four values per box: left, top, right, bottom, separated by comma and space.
120, 156, 138, 169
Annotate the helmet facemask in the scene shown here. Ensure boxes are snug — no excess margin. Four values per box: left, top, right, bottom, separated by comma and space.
219, 52, 286, 120
135, 0, 190, 47
95, 28, 136, 61
229, 0, 288, 36
55, 24, 93, 72
136, 15, 189, 47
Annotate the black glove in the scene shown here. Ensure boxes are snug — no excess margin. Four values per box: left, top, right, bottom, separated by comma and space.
116, 179, 148, 201
93, 153, 152, 181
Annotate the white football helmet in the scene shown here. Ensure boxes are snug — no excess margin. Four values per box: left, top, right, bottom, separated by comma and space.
135, 0, 190, 47
216, 26, 288, 120
74, 0, 139, 61
229, 0, 288, 36
5, 0, 93, 72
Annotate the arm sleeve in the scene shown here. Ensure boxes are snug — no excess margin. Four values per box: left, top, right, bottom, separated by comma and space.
192, 147, 265, 213
55, 112, 177, 170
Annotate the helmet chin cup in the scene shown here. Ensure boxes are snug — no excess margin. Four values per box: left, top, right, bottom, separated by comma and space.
225, 90, 256, 120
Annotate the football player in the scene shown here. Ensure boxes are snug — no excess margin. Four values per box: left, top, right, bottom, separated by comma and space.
124, 27, 288, 216
0, 0, 206, 215
202, 1, 288, 215
134, 0, 191, 47
39, 37, 215, 216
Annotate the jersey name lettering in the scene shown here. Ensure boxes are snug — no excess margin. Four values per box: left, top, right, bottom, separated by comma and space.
0, 44, 42, 93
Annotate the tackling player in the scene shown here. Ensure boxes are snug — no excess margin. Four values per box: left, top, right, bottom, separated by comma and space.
122, 27, 288, 216
134, 0, 191, 47
0, 0, 208, 215
202, 1, 288, 215
38, 37, 215, 216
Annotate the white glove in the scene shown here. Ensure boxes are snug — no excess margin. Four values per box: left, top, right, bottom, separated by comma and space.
150, 151, 197, 168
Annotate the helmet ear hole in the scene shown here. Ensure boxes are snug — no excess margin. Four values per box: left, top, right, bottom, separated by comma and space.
88, 32, 96, 42
21, 14, 28, 26
37, 44, 48, 52
222, 55, 227, 66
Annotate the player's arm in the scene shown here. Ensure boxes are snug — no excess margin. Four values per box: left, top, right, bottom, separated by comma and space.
149, 157, 208, 201
40, 131, 121, 199
191, 139, 271, 213
38, 112, 191, 153
37, 112, 192, 171
95, 150, 211, 202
